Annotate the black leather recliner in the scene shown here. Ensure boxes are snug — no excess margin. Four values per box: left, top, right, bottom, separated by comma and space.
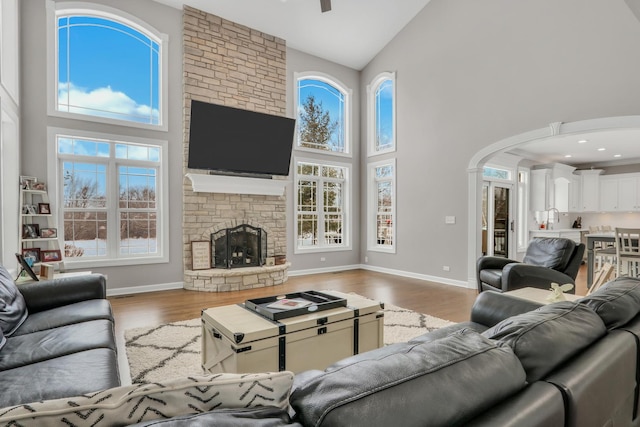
476, 237, 585, 294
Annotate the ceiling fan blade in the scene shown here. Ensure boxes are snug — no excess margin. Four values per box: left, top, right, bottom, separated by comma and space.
320, 0, 332, 13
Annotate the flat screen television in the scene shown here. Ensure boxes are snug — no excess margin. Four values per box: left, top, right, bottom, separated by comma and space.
188, 100, 296, 177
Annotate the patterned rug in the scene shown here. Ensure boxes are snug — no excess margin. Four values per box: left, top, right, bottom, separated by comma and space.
124, 299, 454, 384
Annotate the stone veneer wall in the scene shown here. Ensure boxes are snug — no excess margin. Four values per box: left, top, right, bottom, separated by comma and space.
182, 6, 288, 290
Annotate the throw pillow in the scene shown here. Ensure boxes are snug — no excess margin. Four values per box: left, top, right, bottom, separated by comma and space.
0, 264, 28, 336
579, 276, 640, 329
482, 301, 606, 382
0, 372, 294, 426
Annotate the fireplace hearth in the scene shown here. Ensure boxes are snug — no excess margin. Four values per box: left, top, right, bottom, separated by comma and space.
212, 224, 266, 269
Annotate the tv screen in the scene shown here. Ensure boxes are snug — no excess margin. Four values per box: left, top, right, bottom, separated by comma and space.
188, 100, 296, 177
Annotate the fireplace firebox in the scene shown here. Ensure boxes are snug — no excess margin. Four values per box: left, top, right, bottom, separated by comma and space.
211, 224, 266, 269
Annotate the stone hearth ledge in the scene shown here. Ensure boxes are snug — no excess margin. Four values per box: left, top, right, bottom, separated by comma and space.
184, 263, 291, 292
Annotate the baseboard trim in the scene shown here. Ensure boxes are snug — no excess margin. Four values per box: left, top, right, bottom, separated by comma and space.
359, 264, 473, 289
288, 264, 362, 276
107, 281, 184, 297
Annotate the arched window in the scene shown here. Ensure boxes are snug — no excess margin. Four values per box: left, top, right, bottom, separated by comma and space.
295, 73, 351, 155
368, 72, 396, 155
49, 3, 167, 128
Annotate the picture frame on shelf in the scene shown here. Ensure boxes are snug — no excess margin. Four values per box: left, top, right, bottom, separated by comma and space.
191, 240, 211, 270
40, 227, 57, 238
22, 248, 41, 264
38, 203, 51, 215
15, 253, 39, 281
41, 249, 62, 263
22, 205, 37, 215
31, 181, 46, 191
22, 223, 40, 239
19, 176, 37, 190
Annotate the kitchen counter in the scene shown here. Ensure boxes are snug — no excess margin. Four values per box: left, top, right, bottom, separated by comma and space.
529, 229, 583, 244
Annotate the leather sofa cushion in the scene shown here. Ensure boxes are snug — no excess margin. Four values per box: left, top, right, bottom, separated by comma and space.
523, 237, 575, 271
0, 265, 27, 336
290, 329, 526, 427
483, 301, 606, 382
0, 319, 116, 370
0, 372, 294, 426
0, 348, 120, 408
12, 299, 113, 336
579, 276, 640, 329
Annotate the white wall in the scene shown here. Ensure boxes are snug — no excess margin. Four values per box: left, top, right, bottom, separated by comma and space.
361, 0, 640, 284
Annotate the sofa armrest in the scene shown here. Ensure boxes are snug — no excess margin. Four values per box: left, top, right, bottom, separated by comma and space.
501, 264, 576, 293
470, 291, 543, 327
477, 256, 518, 271
18, 274, 107, 314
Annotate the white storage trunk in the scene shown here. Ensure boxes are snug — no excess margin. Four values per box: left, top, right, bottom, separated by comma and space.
201, 290, 384, 374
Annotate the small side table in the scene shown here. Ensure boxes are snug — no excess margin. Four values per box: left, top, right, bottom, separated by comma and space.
505, 287, 582, 305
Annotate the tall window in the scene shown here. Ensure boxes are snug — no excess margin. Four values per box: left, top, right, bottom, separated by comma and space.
295, 73, 351, 155
368, 72, 396, 155
49, 3, 167, 129
369, 160, 396, 252
295, 159, 349, 251
51, 130, 167, 266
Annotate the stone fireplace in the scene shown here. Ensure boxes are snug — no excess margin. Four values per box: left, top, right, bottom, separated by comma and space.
181, 6, 289, 292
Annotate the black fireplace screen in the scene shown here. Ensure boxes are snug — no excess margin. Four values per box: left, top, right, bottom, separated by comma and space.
211, 224, 267, 268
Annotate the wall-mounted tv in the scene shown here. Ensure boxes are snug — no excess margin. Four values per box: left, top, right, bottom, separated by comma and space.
188, 100, 296, 177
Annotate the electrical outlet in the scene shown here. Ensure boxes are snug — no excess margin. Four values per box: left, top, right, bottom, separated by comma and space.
320, 257, 326, 262
443, 265, 450, 271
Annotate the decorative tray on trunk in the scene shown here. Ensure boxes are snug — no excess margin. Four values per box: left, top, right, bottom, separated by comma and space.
244, 290, 347, 321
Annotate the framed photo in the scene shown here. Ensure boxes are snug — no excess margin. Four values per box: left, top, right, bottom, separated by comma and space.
22, 205, 37, 215
19, 176, 37, 190
38, 203, 51, 215
15, 253, 39, 281
22, 248, 41, 264
22, 223, 40, 239
41, 249, 62, 263
40, 227, 57, 238
191, 240, 211, 270
31, 181, 47, 191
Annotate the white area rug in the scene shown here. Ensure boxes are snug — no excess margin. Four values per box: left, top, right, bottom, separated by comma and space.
125, 300, 454, 384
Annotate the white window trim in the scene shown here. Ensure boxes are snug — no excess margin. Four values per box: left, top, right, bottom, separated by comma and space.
293, 71, 352, 158
368, 158, 396, 253
517, 168, 530, 253
293, 156, 352, 254
46, 0, 169, 131
367, 71, 396, 157
47, 126, 169, 269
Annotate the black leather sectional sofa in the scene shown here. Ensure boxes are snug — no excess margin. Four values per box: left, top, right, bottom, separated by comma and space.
0, 267, 120, 408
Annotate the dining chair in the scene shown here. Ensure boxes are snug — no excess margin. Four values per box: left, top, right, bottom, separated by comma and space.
615, 228, 640, 277
590, 225, 616, 272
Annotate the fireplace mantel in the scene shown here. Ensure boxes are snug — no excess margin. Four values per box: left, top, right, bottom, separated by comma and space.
185, 173, 289, 196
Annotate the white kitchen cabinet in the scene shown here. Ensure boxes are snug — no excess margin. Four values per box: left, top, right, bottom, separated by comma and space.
599, 176, 619, 211
618, 176, 640, 211
569, 176, 582, 212
530, 229, 582, 244
576, 170, 603, 212
530, 169, 551, 212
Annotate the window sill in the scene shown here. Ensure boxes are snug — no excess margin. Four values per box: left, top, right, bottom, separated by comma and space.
294, 245, 352, 255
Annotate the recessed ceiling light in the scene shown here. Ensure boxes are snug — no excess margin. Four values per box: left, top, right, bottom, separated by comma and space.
597, 148, 606, 151
564, 154, 572, 158
614, 154, 622, 158
578, 139, 588, 144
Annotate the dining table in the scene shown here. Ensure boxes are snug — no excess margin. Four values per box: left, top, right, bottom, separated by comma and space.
585, 232, 615, 287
